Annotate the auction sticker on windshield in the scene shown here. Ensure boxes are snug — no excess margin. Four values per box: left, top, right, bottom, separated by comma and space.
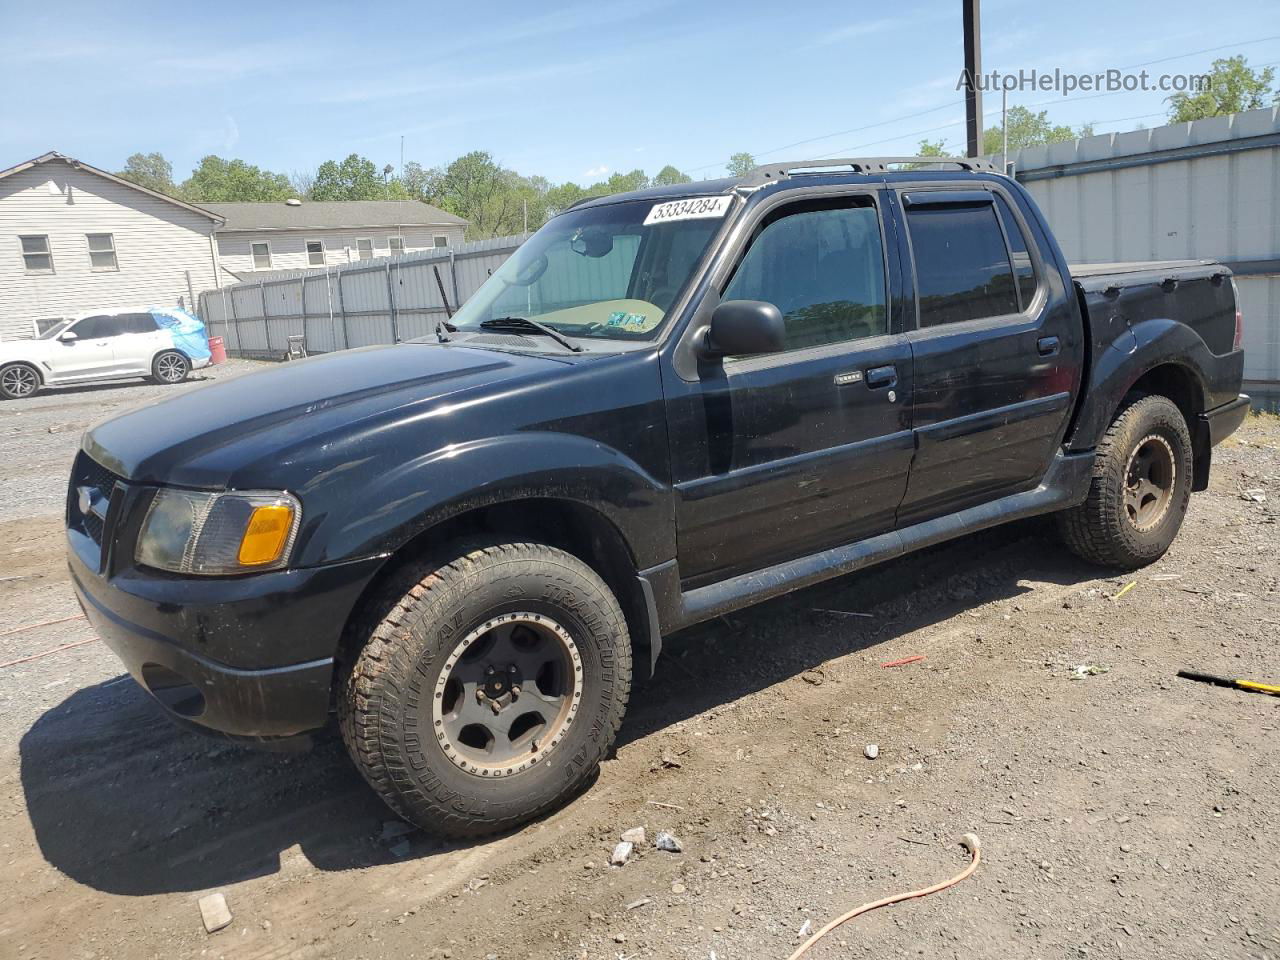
643, 196, 733, 225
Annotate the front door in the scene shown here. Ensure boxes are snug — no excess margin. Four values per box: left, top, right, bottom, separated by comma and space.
895, 186, 1083, 525
664, 192, 914, 589
53, 314, 121, 380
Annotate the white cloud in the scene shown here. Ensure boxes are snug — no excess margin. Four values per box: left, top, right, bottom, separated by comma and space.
583, 165, 609, 178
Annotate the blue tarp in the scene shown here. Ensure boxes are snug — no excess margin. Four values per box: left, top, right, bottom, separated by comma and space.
151, 307, 211, 363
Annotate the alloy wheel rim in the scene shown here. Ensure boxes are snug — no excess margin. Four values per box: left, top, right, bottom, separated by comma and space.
158, 355, 185, 381
431, 613, 583, 776
1123, 433, 1176, 531
2, 366, 36, 396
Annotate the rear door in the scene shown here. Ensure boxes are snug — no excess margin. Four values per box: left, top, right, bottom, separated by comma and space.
894, 184, 1082, 524
665, 190, 915, 588
112, 312, 166, 375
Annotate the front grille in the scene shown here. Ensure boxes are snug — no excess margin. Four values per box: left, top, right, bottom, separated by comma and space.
68, 451, 125, 551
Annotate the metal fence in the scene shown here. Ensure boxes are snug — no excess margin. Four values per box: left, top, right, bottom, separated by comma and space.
198, 234, 528, 358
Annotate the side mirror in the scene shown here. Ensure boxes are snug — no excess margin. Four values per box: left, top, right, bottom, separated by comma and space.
703, 300, 785, 358
57, 330, 78, 343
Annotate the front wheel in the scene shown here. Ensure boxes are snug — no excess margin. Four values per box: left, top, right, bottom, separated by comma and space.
0, 363, 40, 400
1057, 394, 1193, 569
339, 542, 632, 838
151, 350, 189, 384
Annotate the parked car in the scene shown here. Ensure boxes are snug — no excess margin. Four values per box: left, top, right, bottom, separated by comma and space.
67, 158, 1248, 837
0, 307, 211, 400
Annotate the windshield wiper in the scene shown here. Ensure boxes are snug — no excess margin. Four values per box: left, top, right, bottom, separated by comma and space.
479, 316, 583, 352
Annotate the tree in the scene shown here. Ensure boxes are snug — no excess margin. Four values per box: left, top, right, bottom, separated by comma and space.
726, 152, 757, 177
601, 169, 649, 194
427, 151, 529, 240
1168, 55, 1278, 122
289, 168, 317, 198
982, 106, 1090, 154
544, 181, 589, 218
916, 139, 947, 157
652, 164, 692, 186
116, 152, 178, 196
311, 154, 388, 200
181, 156, 292, 202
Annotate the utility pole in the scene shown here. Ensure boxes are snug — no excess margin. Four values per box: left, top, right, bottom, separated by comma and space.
962, 0, 983, 157
1001, 87, 1009, 173
400, 135, 405, 177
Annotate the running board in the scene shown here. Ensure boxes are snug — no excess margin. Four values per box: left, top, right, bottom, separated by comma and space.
656, 451, 1094, 632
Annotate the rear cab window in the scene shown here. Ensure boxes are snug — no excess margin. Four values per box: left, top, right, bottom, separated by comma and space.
904, 199, 1019, 327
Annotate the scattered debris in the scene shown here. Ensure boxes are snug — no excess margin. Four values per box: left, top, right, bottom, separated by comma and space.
864, 744, 880, 760
1071, 664, 1110, 679
671, 881, 687, 894
1177, 669, 1280, 697
624, 897, 652, 911
1148, 573, 1182, 581
388, 840, 411, 858
1111, 582, 1136, 601
800, 670, 825, 685
380, 820, 416, 842
46, 421, 86, 434
647, 800, 684, 811
881, 655, 925, 669
651, 751, 684, 771
621, 826, 646, 845
1240, 488, 1267, 502
611, 841, 634, 866
198, 892, 232, 934
812, 608, 874, 618
797, 919, 813, 938
654, 831, 683, 853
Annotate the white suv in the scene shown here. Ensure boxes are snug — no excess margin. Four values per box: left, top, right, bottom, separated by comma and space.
0, 309, 210, 400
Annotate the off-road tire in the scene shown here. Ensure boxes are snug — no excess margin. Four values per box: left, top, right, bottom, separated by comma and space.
0, 362, 41, 400
151, 351, 189, 384
1057, 394, 1193, 569
339, 542, 632, 838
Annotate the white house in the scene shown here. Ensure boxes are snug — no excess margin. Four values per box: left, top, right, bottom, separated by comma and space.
204, 200, 468, 277
0, 152, 224, 340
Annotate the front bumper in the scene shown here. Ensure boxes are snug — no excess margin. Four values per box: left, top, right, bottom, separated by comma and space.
1202, 393, 1251, 446
69, 537, 384, 742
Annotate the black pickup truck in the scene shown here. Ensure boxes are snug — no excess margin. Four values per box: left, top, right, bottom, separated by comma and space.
67, 157, 1249, 836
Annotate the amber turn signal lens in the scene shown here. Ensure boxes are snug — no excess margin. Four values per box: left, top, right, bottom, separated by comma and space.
237, 504, 295, 566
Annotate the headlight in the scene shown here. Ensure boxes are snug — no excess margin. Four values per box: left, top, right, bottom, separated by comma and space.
136, 489, 301, 575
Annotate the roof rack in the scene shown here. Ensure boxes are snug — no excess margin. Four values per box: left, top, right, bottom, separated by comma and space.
740, 156, 1000, 186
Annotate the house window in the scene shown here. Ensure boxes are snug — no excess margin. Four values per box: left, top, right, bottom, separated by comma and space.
306, 240, 325, 266
20, 235, 53, 273
251, 241, 272, 270
356, 238, 374, 260
388, 236, 405, 256
433, 235, 449, 248
86, 233, 118, 271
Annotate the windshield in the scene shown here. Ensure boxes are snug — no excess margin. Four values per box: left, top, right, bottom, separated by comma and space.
449, 196, 732, 342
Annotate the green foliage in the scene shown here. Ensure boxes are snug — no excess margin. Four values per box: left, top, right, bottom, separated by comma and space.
181, 156, 292, 202
311, 154, 390, 201
1168, 55, 1278, 122
652, 164, 692, 186
916, 139, 947, 157
116, 152, 178, 197
726, 152, 757, 177
983, 106, 1090, 154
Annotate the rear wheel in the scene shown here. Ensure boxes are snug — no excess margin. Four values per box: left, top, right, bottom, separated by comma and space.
339, 542, 631, 837
1057, 394, 1193, 569
0, 363, 40, 400
151, 351, 189, 385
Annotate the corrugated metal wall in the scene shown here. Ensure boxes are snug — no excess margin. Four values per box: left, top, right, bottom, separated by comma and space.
1013, 105, 1280, 388
199, 234, 528, 358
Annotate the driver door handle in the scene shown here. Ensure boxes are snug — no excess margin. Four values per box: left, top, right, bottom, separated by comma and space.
866, 364, 897, 388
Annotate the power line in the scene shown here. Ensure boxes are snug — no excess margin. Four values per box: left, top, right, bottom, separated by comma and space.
689, 36, 1280, 175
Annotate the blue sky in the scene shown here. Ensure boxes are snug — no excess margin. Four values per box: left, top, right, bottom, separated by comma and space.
2, 0, 1278, 186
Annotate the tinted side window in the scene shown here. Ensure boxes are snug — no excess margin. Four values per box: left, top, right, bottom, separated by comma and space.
72, 315, 115, 338
993, 193, 1036, 309
121, 312, 159, 333
723, 200, 887, 351
907, 203, 1018, 327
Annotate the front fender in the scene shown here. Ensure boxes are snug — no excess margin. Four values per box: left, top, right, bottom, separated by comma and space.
293, 431, 673, 570
1066, 316, 1239, 451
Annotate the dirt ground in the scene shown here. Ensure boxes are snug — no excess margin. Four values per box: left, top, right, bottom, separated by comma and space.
0, 367, 1277, 960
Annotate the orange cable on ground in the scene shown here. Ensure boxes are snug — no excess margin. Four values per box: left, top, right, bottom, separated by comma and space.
785, 833, 982, 960
0, 637, 99, 669
0, 613, 86, 639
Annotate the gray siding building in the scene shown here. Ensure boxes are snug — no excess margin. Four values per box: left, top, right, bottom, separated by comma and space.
205, 200, 467, 278
0, 152, 223, 341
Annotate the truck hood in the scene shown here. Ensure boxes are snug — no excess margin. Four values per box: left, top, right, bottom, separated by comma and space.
83, 343, 576, 487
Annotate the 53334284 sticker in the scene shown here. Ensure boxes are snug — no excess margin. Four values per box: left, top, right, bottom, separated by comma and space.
643, 196, 733, 226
